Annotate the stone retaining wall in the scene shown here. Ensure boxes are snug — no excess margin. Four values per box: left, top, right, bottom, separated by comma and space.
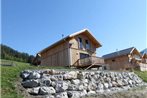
20, 69, 146, 98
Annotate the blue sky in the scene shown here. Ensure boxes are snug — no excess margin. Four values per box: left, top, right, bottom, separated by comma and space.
2, 0, 146, 56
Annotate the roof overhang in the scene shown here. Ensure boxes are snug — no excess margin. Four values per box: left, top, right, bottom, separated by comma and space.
38, 29, 102, 54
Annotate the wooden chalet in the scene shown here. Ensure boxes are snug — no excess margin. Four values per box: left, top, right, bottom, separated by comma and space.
103, 47, 147, 71
103, 47, 142, 70
37, 29, 105, 69
142, 53, 147, 63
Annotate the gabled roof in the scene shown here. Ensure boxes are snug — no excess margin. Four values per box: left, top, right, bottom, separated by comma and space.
140, 48, 147, 55
38, 29, 102, 54
142, 53, 147, 58
102, 47, 139, 59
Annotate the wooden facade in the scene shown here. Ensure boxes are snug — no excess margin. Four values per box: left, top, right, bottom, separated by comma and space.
142, 53, 147, 64
103, 47, 147, 71
38, 29, 103, 67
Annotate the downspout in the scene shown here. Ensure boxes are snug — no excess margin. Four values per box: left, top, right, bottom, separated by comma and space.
68, 43, 72, 67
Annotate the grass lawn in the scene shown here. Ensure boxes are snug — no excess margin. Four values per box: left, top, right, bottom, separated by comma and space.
134, 70, 147, 82
1, 59, 69, 98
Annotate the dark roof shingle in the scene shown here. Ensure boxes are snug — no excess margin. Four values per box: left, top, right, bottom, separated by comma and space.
102, 47, 135, 59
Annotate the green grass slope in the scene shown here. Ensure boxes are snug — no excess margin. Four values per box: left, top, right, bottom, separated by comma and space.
1, 60, 35, 98
1, 59, 69, 98
134, 70, 147, 82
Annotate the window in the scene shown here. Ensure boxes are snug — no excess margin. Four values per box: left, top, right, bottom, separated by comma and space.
78, 37, 83, 49
85, 40, 90, 49
80, 53, 89, 59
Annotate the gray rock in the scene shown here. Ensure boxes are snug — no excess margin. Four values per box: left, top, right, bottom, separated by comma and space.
123, 79, 128, 86
28, 71, 41, 79
27, 87, 40, 95
81, 79, 89, 84
20, 70, 31, 79
68, 84, 79, 91
56, 92, 68, 98
112, 81, 117, 87
80, 90, 87, 97
45, 95, 55, 98
40, 78, 52, 86
22, 79, 39, 88
50, 75, 63, 81
67, 91, 81, 98
103, 83, 109, 89
116, 80, 124, 87
87, 90, 96, 96
128, 80, 133, 86
55, 81, 68, 92
88, 82, 97, 91
50, 81, 56, 87
63, 71, 78, 80
78, 84, 84, 91
97, 83, 104, 90
108, 82, 113, 88
39, 86, 56, 95
71, 79, 80, 85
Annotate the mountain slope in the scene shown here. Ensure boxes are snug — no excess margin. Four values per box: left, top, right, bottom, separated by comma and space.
0, 44, 35, 63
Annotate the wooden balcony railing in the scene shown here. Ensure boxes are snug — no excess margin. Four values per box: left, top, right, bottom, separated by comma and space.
73, 56, 105, 67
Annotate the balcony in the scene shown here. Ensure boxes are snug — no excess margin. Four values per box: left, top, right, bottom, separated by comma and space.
73, 56, 105, 68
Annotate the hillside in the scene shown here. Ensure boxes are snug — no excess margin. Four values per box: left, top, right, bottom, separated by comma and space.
1, 59, 69, 98
0, 44, 35, 63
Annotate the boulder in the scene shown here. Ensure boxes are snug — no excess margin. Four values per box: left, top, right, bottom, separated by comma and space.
63, 71, 78, 80
22, 79, 39, 88
103, 83, 109, 89
97, 83, 104, 90
88, 82, 97, 91
20, 70, 31, 79
68, 84, 79, 91
78, 84, 84, 91
27, 87, 40, 95
81, 79, 89, 84
40, 78, 52, 86
71, 79, 80, 85
87, 90, 96, 96
28, 71, 41, 79
80, 90, 87, 97
112, 81, 118, 87
128, 80, 133, 86
39, 86, 56, 95
108, 82, 113, 88
45, 95, 55, 98
116, 80, 124, 87
56, 92, 68, 98
122, 79, 128, 86
67, 91, 81, 98
55, 81, 68, 92
50, 81, 56, 88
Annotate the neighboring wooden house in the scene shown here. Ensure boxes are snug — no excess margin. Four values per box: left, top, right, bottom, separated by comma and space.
37, 29, 104, 68
102, 47, 142, 70
141, 48, 147, 64
139, 49, 147, 71
142, 53, 147, 64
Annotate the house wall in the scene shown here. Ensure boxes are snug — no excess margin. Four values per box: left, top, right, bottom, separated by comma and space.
105, 50, 142, 70
40, 41, 69, 66
105, 55, 130, 70
142, 56, 147, 64
69, 34, 97, 65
